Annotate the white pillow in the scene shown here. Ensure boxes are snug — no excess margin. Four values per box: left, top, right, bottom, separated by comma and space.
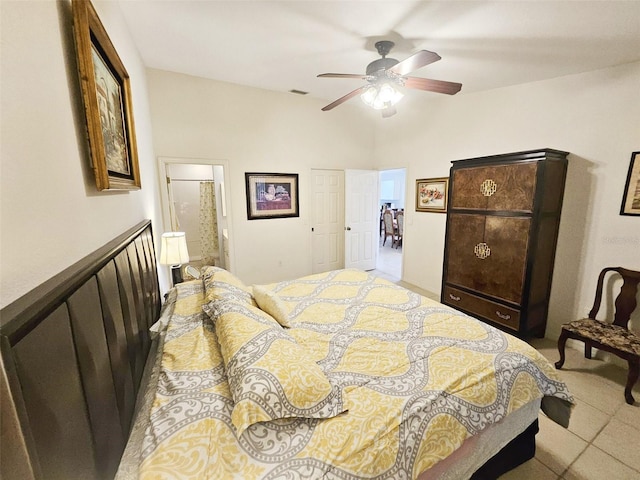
252, 285, 292, 328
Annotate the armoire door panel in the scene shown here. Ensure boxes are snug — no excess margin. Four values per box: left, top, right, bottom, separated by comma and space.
451, 162, 538, 212
450, 168, 492, 210
445, 214, 486, 290
486, 162, 538, 211
482, 216, 530, 303
446, 214, 529, 303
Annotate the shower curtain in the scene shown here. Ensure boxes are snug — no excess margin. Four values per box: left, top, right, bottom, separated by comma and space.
199, 181, 220, 266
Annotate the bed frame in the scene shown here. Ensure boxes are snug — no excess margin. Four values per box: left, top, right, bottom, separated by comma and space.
1, 220, 161, 480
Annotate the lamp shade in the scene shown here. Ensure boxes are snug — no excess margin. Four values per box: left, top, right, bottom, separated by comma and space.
160, 232, 190, 265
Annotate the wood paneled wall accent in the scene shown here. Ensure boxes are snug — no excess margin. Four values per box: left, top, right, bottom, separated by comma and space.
0, 221, 161, 480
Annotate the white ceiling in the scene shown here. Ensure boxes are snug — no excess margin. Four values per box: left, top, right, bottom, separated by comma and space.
117, 0, 640, 109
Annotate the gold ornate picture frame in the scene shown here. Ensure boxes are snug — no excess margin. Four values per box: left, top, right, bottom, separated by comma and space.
415, 177, 449, 213
620, 151, 640, 216
72, 0, 141, 190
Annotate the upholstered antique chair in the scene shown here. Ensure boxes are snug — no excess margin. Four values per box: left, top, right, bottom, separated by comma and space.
395, 211, 404, 249
555, 267, 640, 405
382, 210, 396, 246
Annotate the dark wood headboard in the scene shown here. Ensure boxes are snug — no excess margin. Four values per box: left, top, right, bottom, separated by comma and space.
0, 220, 161, 480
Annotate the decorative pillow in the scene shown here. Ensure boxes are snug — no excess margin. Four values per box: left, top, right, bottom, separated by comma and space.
201, 266, 257, 307
252, 285, 292, 328
211, 300, 346, 435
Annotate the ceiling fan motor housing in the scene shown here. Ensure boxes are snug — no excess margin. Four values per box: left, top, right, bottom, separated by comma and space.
366, 57, 399, 76
367, 40, 399, 75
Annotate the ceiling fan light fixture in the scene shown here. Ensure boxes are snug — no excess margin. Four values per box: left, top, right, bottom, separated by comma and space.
361, 83, 403, 110
318, 42, 460, 114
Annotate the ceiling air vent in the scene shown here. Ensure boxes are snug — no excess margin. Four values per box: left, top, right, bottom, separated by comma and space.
289, 89, 309, 95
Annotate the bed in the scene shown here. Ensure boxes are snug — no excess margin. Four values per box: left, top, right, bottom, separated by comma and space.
1, 221, 573, 480
123, 268, 573, 479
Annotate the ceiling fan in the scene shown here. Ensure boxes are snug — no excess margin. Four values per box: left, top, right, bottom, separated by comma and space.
318, 40, 462, 117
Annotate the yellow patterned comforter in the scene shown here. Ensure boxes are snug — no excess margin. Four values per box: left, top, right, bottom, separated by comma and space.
139, 269, 572, 479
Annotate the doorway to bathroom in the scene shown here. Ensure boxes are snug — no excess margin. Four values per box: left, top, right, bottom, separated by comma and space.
159, 158, 232, 271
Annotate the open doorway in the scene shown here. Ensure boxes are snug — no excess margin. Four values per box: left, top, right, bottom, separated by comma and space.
377, 168, 406, 280
159, 158, 232, 272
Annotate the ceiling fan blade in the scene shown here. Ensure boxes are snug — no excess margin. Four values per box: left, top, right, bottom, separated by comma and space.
318, 73, 368, 80
381, 106, 397, 118
403, 77, 462, 95
321, 86, 368, 111
388, 50, 441, 76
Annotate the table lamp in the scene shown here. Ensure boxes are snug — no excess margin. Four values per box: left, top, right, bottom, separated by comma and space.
160, 232, 190, 285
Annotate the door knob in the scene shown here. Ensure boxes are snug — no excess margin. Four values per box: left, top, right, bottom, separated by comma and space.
345, 227, 351, 231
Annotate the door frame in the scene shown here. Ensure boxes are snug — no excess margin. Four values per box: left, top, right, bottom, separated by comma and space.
157, 156, 236, 272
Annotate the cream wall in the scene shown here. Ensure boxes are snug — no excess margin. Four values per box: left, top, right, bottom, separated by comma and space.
146, 69, 376, 285
373, 62, 640, 339
0, 0, 165, 308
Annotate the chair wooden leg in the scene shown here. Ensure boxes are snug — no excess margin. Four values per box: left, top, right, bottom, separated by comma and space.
625, 359, 639, 405
555, 330, 568, 369
584, 341, 592, 359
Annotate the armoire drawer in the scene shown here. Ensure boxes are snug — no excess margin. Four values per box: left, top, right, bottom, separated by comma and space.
443, 286, 521, 331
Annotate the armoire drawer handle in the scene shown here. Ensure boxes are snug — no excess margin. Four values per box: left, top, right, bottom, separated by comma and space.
449, 293, 461, 302
474, 242, 491, 259
495, 311, 511, 320
481, 179, 497, 197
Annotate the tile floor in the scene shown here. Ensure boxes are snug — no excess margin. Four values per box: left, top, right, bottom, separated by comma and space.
372, 246, 640, 480
376, 238, 403, 281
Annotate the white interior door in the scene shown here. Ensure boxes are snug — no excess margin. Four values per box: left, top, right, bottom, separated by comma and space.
311, 169, 345, 274
345, 169, 378, 270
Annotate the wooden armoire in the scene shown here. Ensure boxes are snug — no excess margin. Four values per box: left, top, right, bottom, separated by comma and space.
441, 148, 568, 338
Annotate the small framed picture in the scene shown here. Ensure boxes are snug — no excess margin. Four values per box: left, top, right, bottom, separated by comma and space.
73, 0, 141, 190
416, 177, 449, 213
620, 151, 640, 216
245, 173, 299, 220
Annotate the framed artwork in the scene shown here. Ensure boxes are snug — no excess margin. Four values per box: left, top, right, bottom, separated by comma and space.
72, 0, 141, 190
416, 177, 449, 213
245, 173, 299, 220
620, 151, 640, 216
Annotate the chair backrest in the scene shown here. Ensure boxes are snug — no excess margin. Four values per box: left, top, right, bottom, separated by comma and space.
396, 211, 404, 235
383, 210, 394, 232
588, 267, 640, 328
